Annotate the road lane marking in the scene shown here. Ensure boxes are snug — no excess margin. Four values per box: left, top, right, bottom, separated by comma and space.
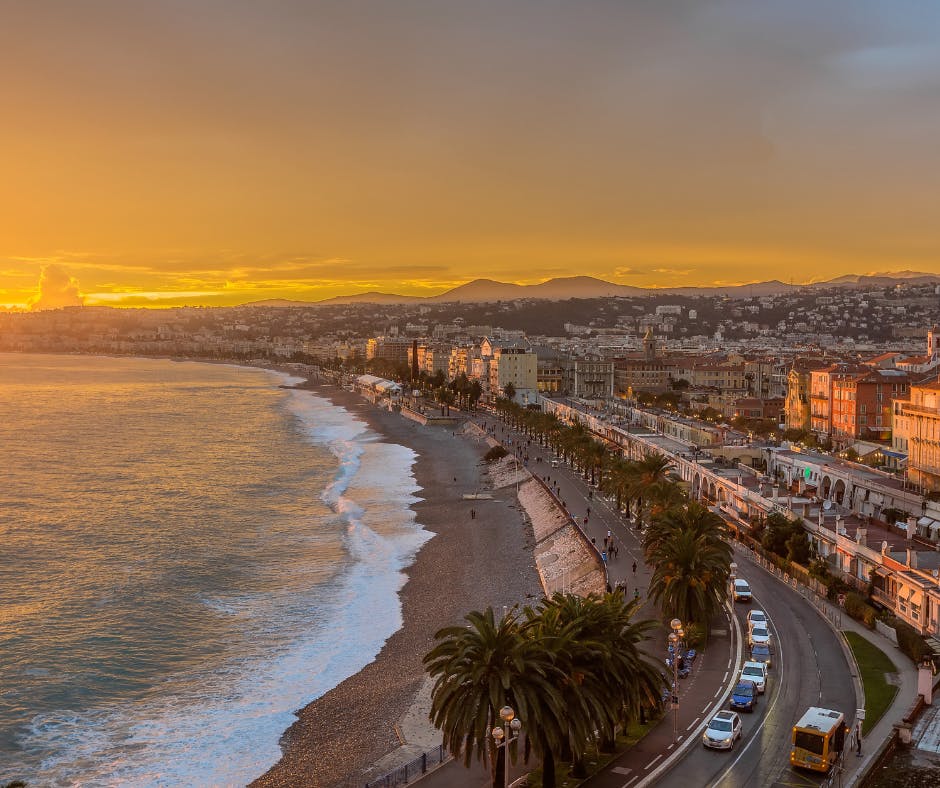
622, 777, 639, 788
709, 582, 786, 787
723, 670, 729, 682
714, 688, 723, 698
687, 717, 700, 731
702, 703, 711, 714
666, 743, 674, 750
644, 754, 663, 770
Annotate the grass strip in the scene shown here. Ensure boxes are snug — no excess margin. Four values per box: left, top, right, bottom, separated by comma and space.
843, 630, 898, 734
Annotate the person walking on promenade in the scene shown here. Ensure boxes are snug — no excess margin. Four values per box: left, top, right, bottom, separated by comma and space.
855, 723, 863, 756
470, 508, 476, 520
632, 560, 637, 575
602, 550, 607, 563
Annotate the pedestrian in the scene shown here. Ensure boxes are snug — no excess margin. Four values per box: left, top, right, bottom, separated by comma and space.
602, 551, 607, 563
634, 588, 640, 600
855, 724, 862, 756
470, 508, 476, 520
632, 560, 638, 575
587, 507, 591, 517
591, 536, 596, 546
606, 582, 612, 594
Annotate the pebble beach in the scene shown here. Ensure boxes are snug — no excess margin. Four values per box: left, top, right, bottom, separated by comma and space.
250, 384, 545, 787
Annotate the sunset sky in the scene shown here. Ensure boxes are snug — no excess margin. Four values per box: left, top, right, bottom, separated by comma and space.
2, 1, 940, 309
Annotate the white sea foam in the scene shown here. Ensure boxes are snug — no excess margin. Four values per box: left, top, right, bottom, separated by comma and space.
13, 376, 430, 787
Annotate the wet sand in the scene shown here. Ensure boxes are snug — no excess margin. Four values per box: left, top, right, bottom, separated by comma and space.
250, 384, 543, 787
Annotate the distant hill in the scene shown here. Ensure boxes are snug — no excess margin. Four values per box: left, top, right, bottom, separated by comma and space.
244, 292, 423, 307
238, 271, 940, 307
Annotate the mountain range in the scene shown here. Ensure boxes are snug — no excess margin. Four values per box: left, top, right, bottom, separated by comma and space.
244, 271, 940, 308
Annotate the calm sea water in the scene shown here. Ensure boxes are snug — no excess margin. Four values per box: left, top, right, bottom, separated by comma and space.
0, 353, 427, 786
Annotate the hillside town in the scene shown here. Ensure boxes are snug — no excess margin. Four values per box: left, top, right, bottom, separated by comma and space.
5, 281, 940, 652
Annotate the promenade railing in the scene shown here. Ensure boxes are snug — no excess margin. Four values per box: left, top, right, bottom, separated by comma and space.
364, 744, 449, 788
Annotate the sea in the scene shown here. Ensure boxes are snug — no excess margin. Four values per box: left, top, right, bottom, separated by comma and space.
0, 353, 429, 786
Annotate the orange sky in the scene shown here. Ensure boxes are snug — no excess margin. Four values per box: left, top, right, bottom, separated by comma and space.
2, 1, 939, 309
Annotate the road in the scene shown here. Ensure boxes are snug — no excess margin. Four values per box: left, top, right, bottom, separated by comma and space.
651, 550, 857, 788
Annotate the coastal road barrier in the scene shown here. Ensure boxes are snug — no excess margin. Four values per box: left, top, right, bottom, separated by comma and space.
364, 744, 449, 788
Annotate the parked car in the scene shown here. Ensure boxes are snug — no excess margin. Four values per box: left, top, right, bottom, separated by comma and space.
729, 679, 759, 712
750, 643, 772, 669
733, 579, 752, 602
746, 609, 768, 629
702, 710, 743, 750
748, 625, 771, 648
741, 661, 768, 693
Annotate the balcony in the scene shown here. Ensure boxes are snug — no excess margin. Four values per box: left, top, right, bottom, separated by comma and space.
901, 403, 940, 416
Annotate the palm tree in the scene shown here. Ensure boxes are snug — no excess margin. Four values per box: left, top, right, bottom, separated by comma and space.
629, 453, 677, 526
424, 607, 566, 788
644, 503, 732, 630
525, 594, 613, 778
531, 592, 662, 772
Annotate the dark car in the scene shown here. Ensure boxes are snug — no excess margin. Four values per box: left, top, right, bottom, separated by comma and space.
729, 679, 758, 712
751, 643, 772, 669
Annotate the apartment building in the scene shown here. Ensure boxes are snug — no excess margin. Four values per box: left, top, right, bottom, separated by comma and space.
785, 359, 830, 431
488, 345, 538, 403
830, 368, 909, 444
365, 336, 413, 364
897, 379, 940, 492
564, 357, 614, 399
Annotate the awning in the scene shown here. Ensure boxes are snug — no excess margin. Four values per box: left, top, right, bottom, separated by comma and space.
882, 449, 908, 460
871, 566, 889, 577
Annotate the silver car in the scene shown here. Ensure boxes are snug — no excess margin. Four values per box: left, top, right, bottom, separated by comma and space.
702, 710, 742, 750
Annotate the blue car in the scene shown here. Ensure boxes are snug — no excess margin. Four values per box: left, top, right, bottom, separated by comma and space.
729, 679, 758, 712
751, 643, 772, 669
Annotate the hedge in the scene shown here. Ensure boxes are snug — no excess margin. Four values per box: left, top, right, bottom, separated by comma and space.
843, 592, 878, 630
893, 619, 933, 664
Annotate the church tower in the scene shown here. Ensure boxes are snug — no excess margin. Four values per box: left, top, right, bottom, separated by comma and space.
643, 327, 657, 361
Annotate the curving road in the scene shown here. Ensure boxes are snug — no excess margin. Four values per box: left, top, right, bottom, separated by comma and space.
653, 549, 857, 788
477, 405, 857, 788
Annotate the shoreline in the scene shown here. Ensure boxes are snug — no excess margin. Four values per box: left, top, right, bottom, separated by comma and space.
251, 380, 544, 787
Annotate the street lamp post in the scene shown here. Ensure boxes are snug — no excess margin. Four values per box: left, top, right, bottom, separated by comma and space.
492, 704, 523, 788
668, 618, 684, 742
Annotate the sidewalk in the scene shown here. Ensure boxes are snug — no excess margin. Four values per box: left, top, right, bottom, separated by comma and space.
733, 545, 920, 788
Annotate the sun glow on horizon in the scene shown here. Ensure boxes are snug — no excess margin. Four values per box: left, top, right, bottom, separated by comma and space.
2, 2, 939, 309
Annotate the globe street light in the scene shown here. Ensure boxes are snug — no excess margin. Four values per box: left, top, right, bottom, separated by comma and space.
492, 705, 523, 788
669, 618, 684, 742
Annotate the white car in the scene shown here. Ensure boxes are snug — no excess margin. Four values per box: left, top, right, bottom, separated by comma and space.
741, 661, 768, 694
748, 625, 771, 648
733, 579, 752, 602
702, 710, 742, 750
746, 609, 768, 629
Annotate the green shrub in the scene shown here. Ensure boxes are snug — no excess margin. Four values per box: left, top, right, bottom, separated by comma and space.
894, 620, 932, 664
844, 593, 878, 630
483, 445, 508, 462
684, 623, 705, 650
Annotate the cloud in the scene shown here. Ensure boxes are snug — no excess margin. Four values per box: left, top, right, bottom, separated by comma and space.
27, 265, 85, 310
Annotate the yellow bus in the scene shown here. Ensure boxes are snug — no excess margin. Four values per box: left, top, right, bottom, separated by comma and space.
790, 707, 847, 772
